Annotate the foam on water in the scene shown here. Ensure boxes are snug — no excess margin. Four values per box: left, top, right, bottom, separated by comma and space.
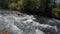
0, 11, 59, 34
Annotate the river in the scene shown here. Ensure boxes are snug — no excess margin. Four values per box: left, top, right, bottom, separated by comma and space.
0, 10, 60, 34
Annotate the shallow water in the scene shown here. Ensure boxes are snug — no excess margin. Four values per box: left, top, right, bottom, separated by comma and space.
0, 10, 60, 34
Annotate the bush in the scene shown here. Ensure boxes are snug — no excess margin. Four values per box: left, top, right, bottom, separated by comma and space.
8, 2, 16, 10
53, 8, 60, 17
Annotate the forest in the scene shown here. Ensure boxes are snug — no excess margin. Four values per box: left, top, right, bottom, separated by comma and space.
0, 0, 60, 19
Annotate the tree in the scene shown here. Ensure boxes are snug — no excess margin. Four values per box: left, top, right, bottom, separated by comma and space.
56, 2, 60, 19
0, 0, 9, 9
39, 0, 56, 18
0, 0, 57, 18
21, 0, 40, 14
8, 0, 23, 11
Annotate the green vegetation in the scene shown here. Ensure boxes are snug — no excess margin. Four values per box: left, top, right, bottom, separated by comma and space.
0, 0, 60, 19
53, 2, 60, 19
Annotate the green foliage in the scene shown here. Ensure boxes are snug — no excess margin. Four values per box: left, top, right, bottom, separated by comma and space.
53, 8, 60, 16
0, 0, 56, 11
9, 2, 16, 10
0, 0, 58, 18
53, 2, 60, 17
23, 0, 39, 10
57, 2, 60, 9
0, 0, 9, 9
16, 0, 23, 10
8, 0, 23, 10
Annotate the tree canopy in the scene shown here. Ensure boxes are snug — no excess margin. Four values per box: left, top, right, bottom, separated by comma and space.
0, 0, 60, 19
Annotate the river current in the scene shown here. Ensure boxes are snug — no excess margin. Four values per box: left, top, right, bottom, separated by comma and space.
0, 10, 60, 34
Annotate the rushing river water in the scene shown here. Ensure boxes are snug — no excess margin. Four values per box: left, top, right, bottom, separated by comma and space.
0, 10, 60, 34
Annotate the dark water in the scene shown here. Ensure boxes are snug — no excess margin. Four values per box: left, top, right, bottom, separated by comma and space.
0, 10, 60, 34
